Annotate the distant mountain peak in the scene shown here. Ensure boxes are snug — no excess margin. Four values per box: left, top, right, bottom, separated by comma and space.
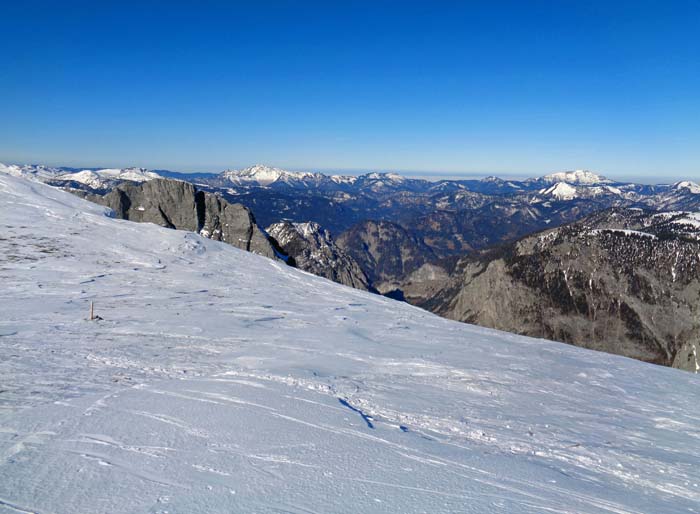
673, 181, 700, 194
541, 170, 610, 185
365, 172, 405, 182
222, 165, 321, 185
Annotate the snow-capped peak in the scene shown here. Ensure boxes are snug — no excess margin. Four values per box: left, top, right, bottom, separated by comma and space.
329, 174, 358, 185
364, 172, 405, 182
673, 180, 700, 194
540, 182, 579, 200
57, 170, 103, 188
541, 170, 610, 185
222, 165, 322, 186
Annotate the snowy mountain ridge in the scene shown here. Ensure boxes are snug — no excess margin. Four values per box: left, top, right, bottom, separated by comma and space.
539, 169, 611, 185
674, 180, 700, 194
1, 172, 699, 513
0, 162, 161, 189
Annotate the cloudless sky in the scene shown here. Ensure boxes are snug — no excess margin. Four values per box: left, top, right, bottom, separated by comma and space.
1, 1, 698, 180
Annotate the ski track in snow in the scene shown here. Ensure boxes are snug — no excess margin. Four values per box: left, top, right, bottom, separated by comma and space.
0, 173, 699, 513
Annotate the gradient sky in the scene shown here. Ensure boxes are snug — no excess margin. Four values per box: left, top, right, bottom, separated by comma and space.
1, 1, 698, 180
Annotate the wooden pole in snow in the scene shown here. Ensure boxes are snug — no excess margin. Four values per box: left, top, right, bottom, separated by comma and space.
89, 301, 94, 321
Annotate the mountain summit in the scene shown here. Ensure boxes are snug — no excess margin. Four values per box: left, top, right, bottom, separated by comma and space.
222, 164, 326, 186
540, 170, 611, 185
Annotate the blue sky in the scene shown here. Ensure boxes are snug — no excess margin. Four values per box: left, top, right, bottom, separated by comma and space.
1, 1, 698, 180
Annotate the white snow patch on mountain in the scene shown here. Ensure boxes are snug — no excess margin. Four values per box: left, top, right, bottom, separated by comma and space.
587, 228, 658, 239
1, 174, 699, 513
671, 212, 700, 229
540, 182, 579, 200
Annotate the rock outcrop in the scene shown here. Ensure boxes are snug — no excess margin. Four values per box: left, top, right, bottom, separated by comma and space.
89, 179, 277, 258
266, 221, 370, 290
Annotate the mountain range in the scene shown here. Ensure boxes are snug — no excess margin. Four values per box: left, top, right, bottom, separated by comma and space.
3, 161, 699, 371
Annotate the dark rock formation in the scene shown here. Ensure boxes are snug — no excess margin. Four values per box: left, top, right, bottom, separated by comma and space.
266, 221, 370, 290
88, 179, 277, 258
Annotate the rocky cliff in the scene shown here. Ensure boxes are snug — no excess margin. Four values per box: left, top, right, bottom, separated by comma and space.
86, 179, 277, 258
266, 221, 370, 290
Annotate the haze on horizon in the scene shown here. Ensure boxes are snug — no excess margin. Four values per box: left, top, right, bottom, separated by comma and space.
1, 1, 698, 181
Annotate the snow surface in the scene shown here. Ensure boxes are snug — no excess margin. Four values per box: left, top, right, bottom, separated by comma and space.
1, 174, 700, 513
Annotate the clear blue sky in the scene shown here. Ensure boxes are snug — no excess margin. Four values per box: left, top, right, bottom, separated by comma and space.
1, 1, 698, 180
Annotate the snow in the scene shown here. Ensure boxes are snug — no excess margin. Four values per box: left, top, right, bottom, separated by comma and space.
540, 182, 579, 200
587, 228, 658, 239
669, 212, 700, 230
673, 181, 700, 194
93, 167, 160, 183
0, 163, 64, 180
541, 170, 610, 185
590, 185, 623, 196
58, 169, 105, 188
0, 163, 161, 189
330, 174, 358, 185
223, 165, 322, 186
1, 173, 699, 513
365, 172, 406, 183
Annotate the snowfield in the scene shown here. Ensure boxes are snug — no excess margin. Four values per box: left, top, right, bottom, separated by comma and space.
1, 174, 699, 513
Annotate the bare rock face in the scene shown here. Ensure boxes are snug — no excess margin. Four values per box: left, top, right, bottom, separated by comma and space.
427, 208, 700, 370
93, 179, 277, 258
266, 221, 370, 290
101, 179, 200, 230
199, 193, 275, 256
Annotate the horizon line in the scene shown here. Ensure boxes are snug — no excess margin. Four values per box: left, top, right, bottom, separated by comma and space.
0, 158, 693, 185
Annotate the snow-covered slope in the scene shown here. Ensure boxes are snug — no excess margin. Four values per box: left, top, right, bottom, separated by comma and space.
0, 162, 161, 189
539, 182, 579, 200
0, 162, 65, 180
1, 174, 699, 513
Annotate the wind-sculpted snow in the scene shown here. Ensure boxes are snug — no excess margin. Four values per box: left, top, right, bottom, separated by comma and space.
0, 174, 699, 513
